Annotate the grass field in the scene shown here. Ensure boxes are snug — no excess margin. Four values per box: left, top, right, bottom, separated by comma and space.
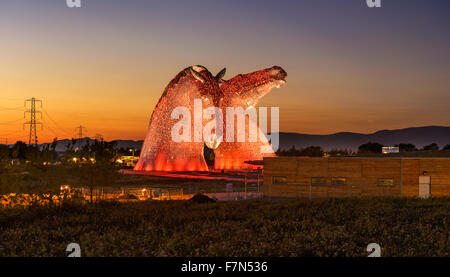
0, 197, 448, 257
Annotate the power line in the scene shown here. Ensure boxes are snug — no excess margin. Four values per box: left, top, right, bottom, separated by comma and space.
0, 118, 24, 125
41, 117, 59, 138
0, 130, 24, 138
24, 97, 43, 145
0, 105, 25, 144
42, 108, 73, 138
0, 106, 24, 111
0, 96, 26, 101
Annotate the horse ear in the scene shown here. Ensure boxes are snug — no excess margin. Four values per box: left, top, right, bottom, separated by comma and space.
189, 67, 205, 83
215, 68, 226, 80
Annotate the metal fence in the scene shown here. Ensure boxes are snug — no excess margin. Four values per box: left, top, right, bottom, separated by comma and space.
72, 170, 264, 202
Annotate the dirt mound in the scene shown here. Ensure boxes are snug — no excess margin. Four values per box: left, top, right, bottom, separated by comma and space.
189, 193, 216, 204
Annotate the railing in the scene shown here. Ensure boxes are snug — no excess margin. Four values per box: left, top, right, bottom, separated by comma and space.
73, 180, 264, 202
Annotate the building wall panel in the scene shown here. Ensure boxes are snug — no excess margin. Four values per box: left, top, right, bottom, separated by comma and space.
264, 157, 450, 198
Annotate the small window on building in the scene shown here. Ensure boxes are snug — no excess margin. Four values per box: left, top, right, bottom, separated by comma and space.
272, 176, 287, 184
311, 177, 327, 185
377, 178, 394, 187
331, 177, 347, 185
382, 146, 399, 154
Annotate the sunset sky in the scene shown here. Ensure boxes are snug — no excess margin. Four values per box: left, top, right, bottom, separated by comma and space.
1, 0, 449, 143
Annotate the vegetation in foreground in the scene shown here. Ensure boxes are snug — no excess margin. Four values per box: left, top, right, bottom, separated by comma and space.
0, 197, 448, 257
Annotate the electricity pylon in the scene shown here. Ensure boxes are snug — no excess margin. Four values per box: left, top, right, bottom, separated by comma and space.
24, 97, 42, 145
75, 125, 87, 147
94, 133, 103, 141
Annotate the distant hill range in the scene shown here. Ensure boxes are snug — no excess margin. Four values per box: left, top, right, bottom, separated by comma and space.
277, 126, 450, 151
35, 126, 450, 152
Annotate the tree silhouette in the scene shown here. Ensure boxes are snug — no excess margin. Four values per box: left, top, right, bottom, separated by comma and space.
276, 145, 324, 157
67, 139, 120, 203
422, 143, 439, 151
397, 143, 417, 152
358, 142, 383, 154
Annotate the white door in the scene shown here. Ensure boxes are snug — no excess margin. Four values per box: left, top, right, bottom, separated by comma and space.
419, 176, 431, 199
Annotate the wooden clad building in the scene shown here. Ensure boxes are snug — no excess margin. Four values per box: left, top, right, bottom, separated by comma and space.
263, 157, 450, 198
